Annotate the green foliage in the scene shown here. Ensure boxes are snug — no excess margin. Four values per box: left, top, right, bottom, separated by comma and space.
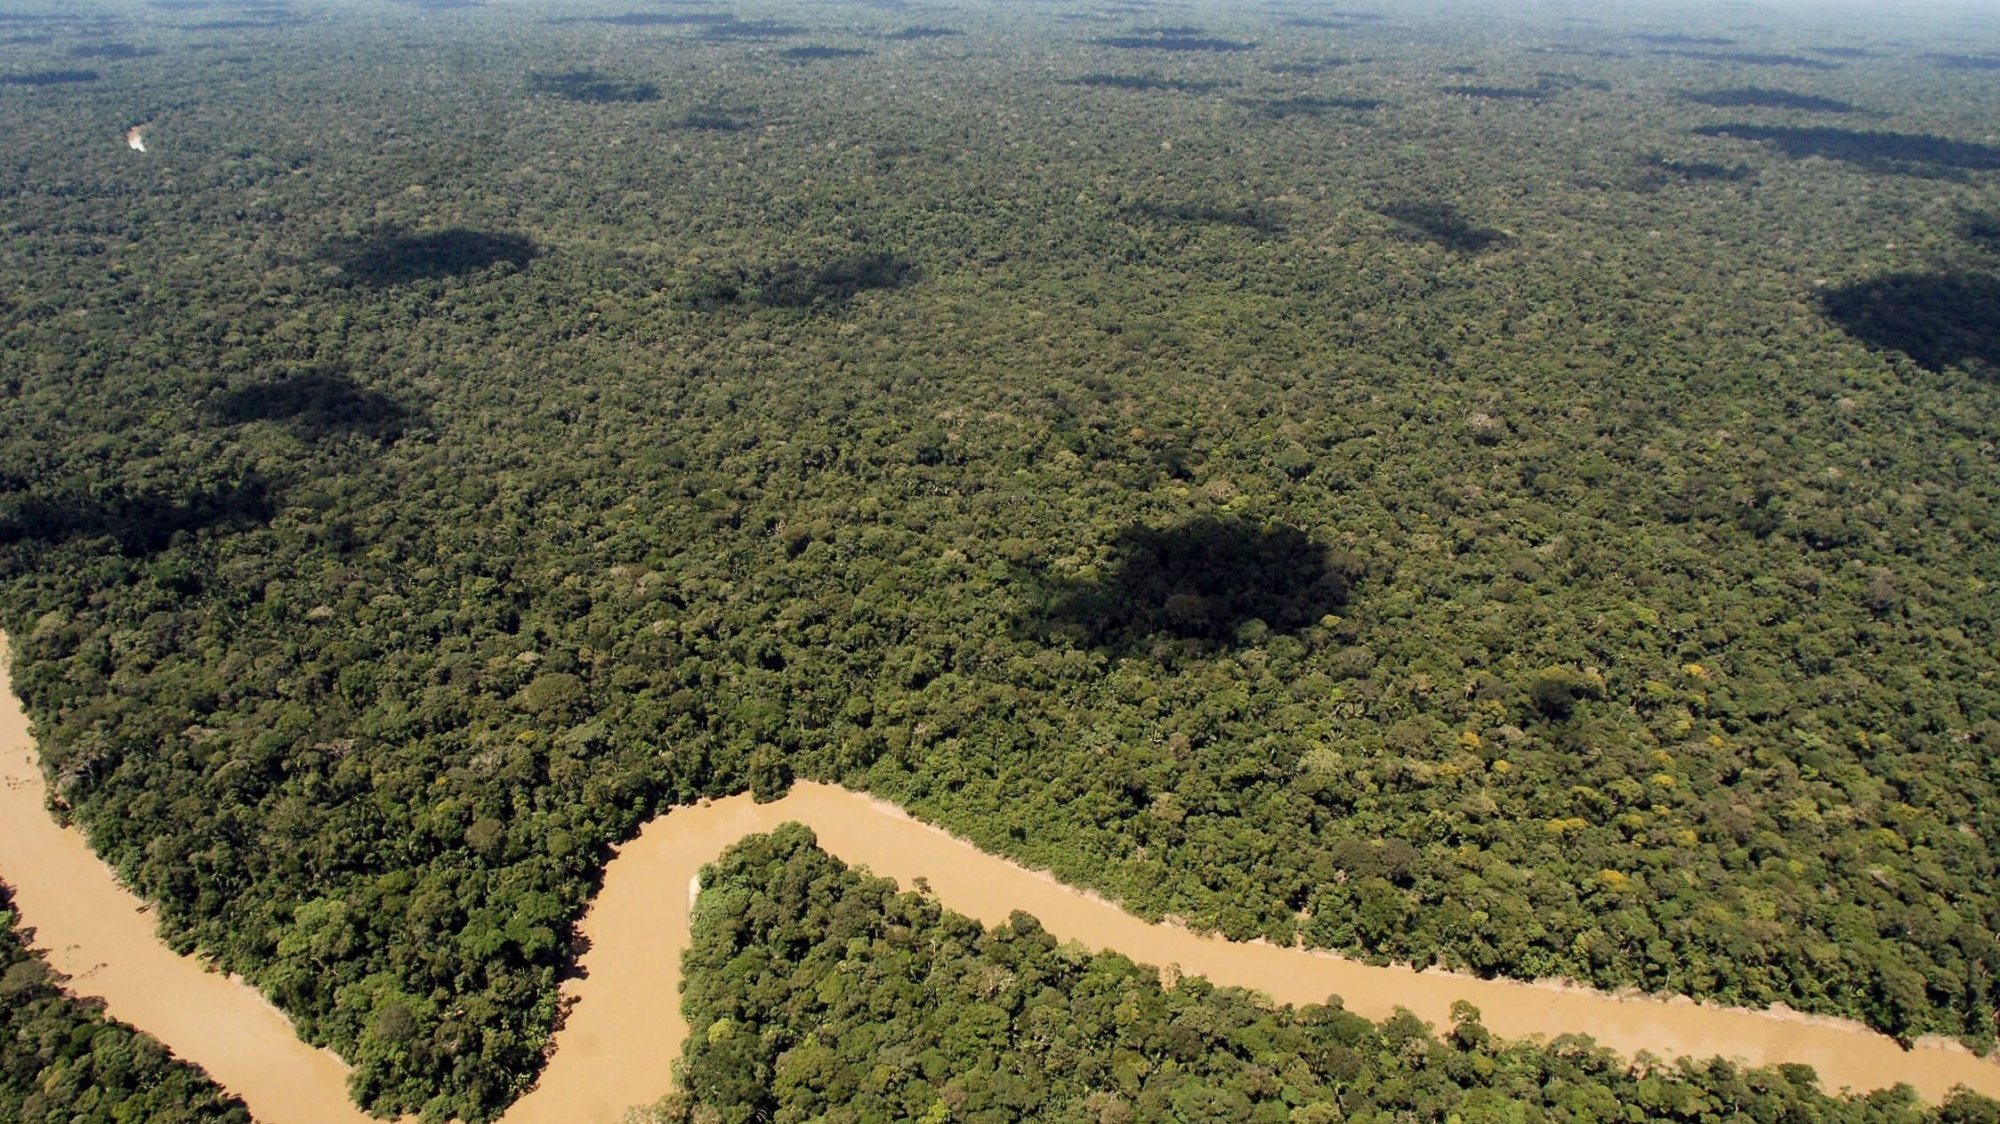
660, 829, 2000, 1124
2, 0, 1999, 1116
1524, 665, 1605, 720
674, 253, 918, 310
520, 672, 586, 716
0, 883, 249, 1123
749, 743, 794, 803
528, 70, 661, 105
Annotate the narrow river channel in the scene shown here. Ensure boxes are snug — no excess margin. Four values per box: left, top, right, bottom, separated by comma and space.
2, 634, 1995, 1124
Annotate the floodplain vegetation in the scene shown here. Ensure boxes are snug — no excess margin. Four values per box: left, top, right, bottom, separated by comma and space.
659, 828, 2000, 1124
1, 0, 1998, 1117
0, 882, 249, 1124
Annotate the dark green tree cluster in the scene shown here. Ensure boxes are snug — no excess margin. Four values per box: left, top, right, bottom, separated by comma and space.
662, 827, 2000, 1124
1, 0, 1998, 1117
0, 882, 250, 1124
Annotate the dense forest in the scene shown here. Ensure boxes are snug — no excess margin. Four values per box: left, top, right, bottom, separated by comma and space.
0, 881, 250, 1124
2, 0, 1999, 1117
661, 826, 2000, 1124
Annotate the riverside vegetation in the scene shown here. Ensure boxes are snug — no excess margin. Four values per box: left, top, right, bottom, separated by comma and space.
0, 882, 249, 1124
661, 826, 2000, 1124
1, 0, 1998, 1118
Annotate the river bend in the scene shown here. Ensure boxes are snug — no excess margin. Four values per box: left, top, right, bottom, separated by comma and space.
1, 635, 1995, 1123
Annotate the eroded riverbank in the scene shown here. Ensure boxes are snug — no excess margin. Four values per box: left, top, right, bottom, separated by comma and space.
1, 633, 1996, 1124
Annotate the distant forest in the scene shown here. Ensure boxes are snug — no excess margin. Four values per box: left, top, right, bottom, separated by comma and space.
2, 0, 1999, 1117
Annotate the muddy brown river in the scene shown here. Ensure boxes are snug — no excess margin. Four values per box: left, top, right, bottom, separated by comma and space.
2, 634, 1995, 1123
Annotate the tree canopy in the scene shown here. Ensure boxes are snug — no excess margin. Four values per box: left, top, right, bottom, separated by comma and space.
1, 0, 1998, 1116
659, 827, 2000, 1124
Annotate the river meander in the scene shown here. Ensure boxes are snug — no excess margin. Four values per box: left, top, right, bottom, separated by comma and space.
2, 634, 1995, 1123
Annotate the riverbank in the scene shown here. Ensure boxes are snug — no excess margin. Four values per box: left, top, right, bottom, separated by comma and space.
0, 636, 374, 1124
2, 632, 1996, 1124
